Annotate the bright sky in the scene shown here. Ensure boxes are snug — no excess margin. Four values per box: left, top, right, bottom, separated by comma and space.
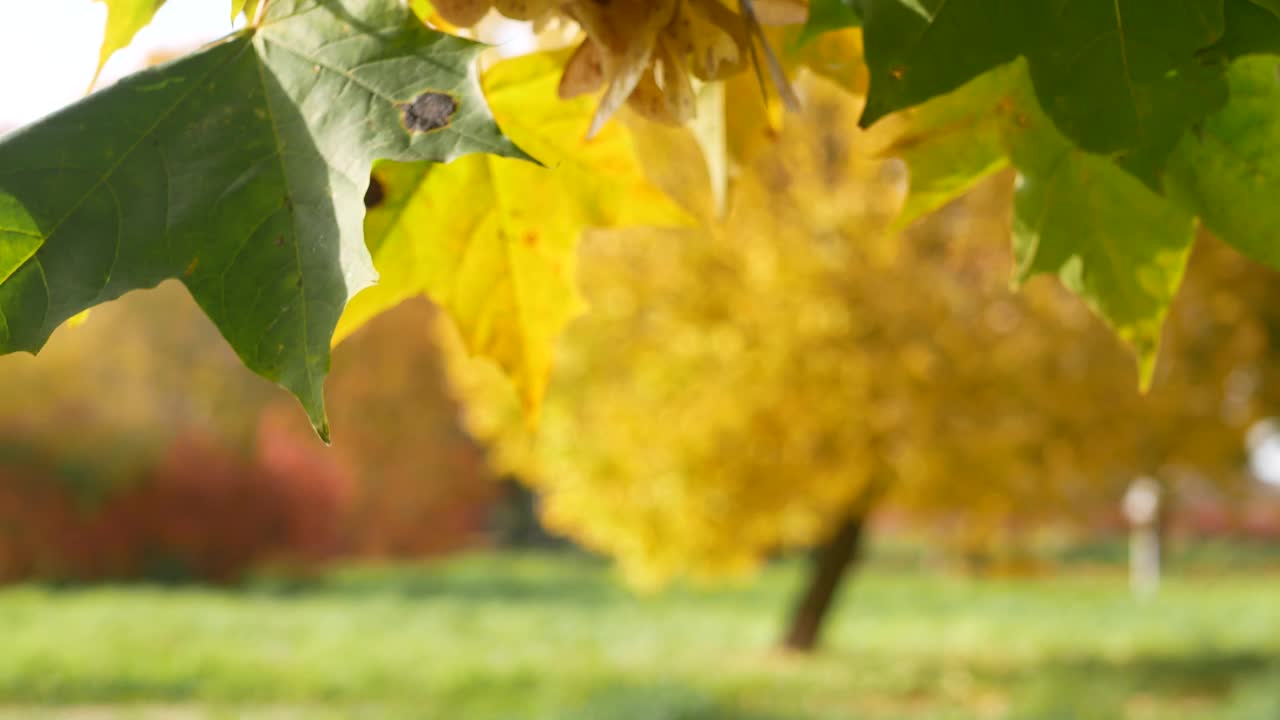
0, 2, 541, 134
0, 0, 240, 131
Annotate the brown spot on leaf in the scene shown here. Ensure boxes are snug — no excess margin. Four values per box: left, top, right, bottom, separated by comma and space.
364, 176, 385, 209
184, 258, 199, 276
522, 231, 539, 247
401, 92, 458, 133
889, 66, 906, 80
275, 234, 285, 246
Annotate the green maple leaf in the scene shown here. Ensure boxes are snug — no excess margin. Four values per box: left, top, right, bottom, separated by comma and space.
1001, 72, 1195, 385
857, 0, 1228, 186
1169, 56, 1280, 269
867, 64, 1016, 230
845, 4, 1280, 386
1022, 0, 1226, 185
855, 0, 1027, 125
872, 62, 1194, 383
1248, 0, 1280, 15
1202, 0, 1280, 60
0, 0, 525, 441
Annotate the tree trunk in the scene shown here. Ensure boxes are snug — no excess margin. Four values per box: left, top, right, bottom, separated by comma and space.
781, 510, 870, 653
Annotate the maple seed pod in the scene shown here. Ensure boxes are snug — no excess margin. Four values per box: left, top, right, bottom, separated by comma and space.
428, 0, 805, 128
581, 0, 680, 136
484, 0, 804, 135
494, 0, 562, 20
626, 69, 676, 123
667, 12, 696, 54
655, 37, 696, 123
752, 0, 807, 25
560, 39, 607, 99
681, 0, 749, 80
433, 0, 493, 27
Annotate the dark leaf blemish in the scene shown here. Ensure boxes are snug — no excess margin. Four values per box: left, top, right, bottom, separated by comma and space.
401, 92, 457, 133
364, 175, 385, 209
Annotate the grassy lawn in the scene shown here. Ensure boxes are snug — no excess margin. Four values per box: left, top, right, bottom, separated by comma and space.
0, 552, 1278, 719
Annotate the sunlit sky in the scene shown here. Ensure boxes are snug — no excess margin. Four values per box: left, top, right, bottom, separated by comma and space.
0, 0, 237, 131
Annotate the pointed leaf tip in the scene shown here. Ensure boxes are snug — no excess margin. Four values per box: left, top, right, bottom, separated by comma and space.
92, 0, 166, 89
313, 418, 333, 445
1000, 65, 1191, 396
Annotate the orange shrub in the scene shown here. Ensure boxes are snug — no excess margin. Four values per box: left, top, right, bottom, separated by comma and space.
0, 429, 353, 584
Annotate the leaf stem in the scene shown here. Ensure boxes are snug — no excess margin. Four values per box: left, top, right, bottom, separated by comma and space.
252, 0, 270, 26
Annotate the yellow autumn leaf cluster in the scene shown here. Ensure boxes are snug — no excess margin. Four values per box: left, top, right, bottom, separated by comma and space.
335, 49, 688, 413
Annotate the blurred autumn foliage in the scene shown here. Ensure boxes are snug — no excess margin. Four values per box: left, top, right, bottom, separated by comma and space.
0, 285, 493, 584
3, 39, 1279, 605
443, 74, 1280, 646
0, 430, 349, 583
269, 297, 498, 560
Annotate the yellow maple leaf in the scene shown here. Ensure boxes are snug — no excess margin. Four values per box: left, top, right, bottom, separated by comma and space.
90, 0, 165, 88
335, 49, 689, 414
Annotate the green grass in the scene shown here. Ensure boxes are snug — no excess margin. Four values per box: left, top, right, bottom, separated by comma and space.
1, 552, 1278, 719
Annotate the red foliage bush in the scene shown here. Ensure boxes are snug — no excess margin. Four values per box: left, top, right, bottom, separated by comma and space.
0, 427, 353, 584
0, 298, 497, 585
297, 298, 497, 558
0, 465, 95, 583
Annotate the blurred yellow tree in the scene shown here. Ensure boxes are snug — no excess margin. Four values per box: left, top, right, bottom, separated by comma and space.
442, 73, 1280, 651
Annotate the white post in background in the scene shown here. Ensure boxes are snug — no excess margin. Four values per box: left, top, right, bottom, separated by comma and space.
1122, 476, 1162, 601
